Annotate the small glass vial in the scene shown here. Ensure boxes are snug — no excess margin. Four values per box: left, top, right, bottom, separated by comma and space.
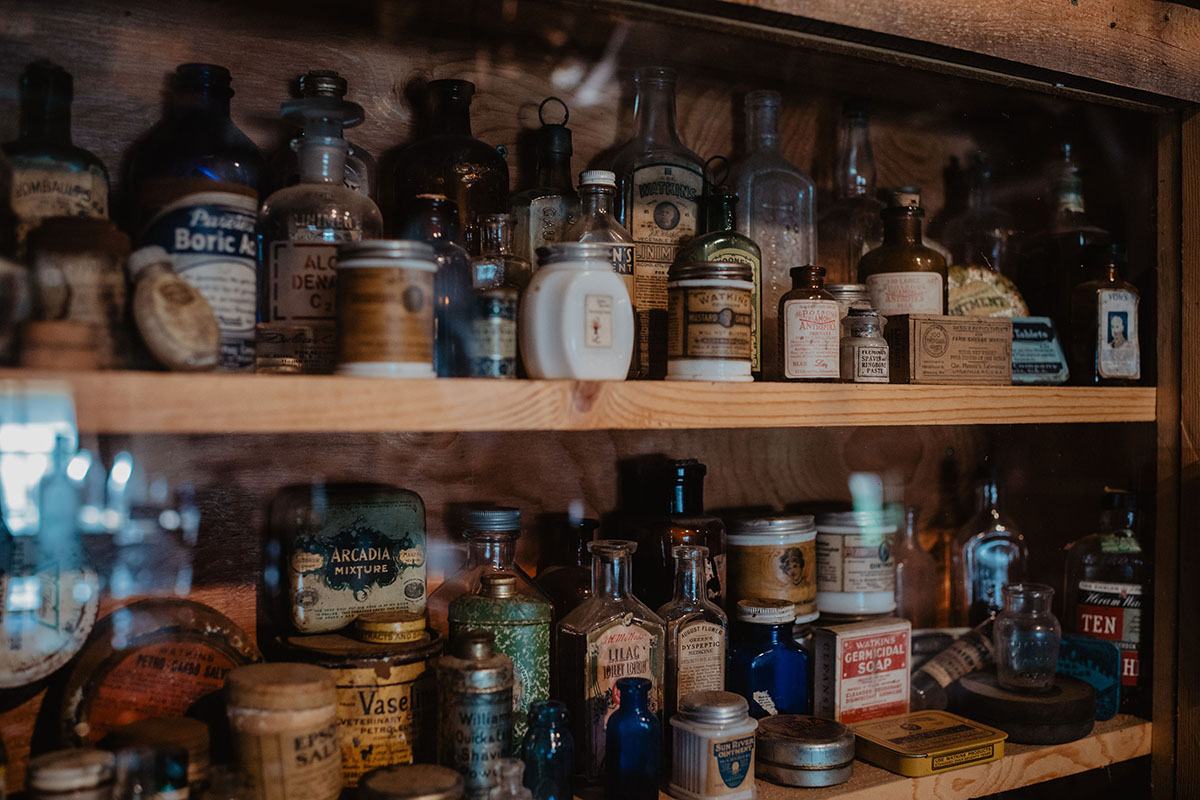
658, 545, 728, 723
993, 583, 1061, 692
839, 307, 889, 383
520, 700, 574, 800
669, 691, 757, 800
779, 265, 840, 382
28, 749, 115, 800
726, 598, 810, 717
605, 677, 660, 800
487, 760, 532, 800
666, 261, 754, 382
468, 214, 523, 378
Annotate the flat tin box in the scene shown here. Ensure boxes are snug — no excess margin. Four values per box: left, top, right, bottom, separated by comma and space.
852, 710, 1007, 777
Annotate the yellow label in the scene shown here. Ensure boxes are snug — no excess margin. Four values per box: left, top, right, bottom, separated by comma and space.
667, 285, 753, 360
332, 659, 435, 785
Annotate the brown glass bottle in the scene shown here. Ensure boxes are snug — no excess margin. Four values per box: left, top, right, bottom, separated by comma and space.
857, 188, 947, 318
778, 265, 839, 382
535, 516, 599, 623
1068, 244, 1140, 385
630, 459, 725, 611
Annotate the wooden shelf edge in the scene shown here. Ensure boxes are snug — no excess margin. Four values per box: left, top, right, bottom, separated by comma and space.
0, 371, 1158, 434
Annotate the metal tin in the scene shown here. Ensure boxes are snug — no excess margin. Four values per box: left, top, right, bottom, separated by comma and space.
28, 749, 115, 800
354, 610, 430, 645
726, 515, 818, 623
358, 764, 464, 800
436, 632, 514, 799
755, 715, 854, 788
670, 692, 757, 800
666, 261, 755, 382
852, 710, 1006, 777
734, 597, 795, 626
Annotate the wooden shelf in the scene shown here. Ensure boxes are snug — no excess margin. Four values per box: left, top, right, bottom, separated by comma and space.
0, 370, 1157, 434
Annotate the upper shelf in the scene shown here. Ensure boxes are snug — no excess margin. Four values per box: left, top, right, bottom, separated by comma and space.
1, 371, 1157, 434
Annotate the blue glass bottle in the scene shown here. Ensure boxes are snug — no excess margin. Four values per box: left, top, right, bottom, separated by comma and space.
604, 677, 659, 800
727, 598, 810, 717
521, 700, 574, 800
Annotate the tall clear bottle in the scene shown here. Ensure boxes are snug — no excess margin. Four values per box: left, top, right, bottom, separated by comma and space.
258, 96, 384, 373
893, 506, 937, 629
556, 540, 664, 785
730, 90, 816, 380
940, 153, 1014, 276
610, 68, 705, 379
816, 101, 883, 286
657, 545, 727, 722
951, 465, 1028, 626
857, 187, 948, 318
511, 98, 579, 266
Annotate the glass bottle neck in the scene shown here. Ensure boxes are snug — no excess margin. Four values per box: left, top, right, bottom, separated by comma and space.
704, 196, 737, 234
669, 478, 704, 515
882, 212, 923, 245
671, 557, 705, 603
19, 97, 71, 145
466, 534, 517, 570
745, 100, 780, 153
580, 185, 615, 217
742, 622, 789, 645
537, 152, 573, 191
835, 119, 875, 200
431, 96, 472, 136
172, 90, 232, 117
976, 480, 999, 513
634, 78, 681, 146
592, 551, 633, 600
297, 140, 348, 185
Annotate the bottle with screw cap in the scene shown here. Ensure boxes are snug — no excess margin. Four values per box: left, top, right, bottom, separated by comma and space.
565, 169, 635, 322
511, 98, 579, 266
727, 598, 810, 718
436, 632, 514, 799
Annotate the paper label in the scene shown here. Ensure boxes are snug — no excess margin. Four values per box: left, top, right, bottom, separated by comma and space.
268, 242, 341, 323
727, 540, 816, 618
467, 293, 518, 377
437, 689, 510, 796
0, 559, 99, 688
584, 293, 614, 348
584, 619, 662, 765
10, 162, 108, 247
337, 267, 435, 367
1011, 316, 1069, 384
667, 284, 753, 360
331, 660, 436, 784
709, 735, 755, 792
708, 246, 762, 371
1075, 580, 1142, 687
845, 343, 889, 382
676, 621, 725, 698
782, 298, 839, 378
519, 195, 573, 265
816, 532, 895, 593
1097, 289, 1140, 379
866, 272, 943, 316
235, 719, 342, 800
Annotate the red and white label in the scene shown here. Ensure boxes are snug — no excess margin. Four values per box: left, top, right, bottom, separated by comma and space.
1075, 580, 1142, 687
783, 299, 839, 379
866, 272, 943, 316
815, 620, 911, 724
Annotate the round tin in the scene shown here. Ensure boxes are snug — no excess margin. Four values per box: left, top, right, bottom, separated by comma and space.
358, 763, 464, 800
354, 610, 430, 644
726, 515, 818, 623
28, 749, 115, 800
755, 715, 855, 788
670, 691, 757, 800
666, 261, 755, 382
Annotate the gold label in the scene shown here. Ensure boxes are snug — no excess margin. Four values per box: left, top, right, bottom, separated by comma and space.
728, 539, 817, 617
337, 267, 434, 365
667, 285, 753, 360
11, 163, 108, 247
333, 660, 435, 785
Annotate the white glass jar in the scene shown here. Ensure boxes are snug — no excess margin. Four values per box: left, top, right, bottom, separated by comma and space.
521, 242, 634, 379
670, 691, 757, 800
815, 510, 897, 615
666, 261, 754, 382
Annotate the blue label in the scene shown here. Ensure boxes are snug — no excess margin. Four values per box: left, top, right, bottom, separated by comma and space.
713, 735, 754, 789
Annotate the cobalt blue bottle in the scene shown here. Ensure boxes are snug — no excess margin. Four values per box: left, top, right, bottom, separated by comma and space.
727, 597, 810, 717
521, 700, 574, 800
604, 676, 660, 800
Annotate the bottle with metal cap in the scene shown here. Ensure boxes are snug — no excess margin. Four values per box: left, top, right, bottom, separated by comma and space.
511, 97, 579, 265
436, 631, 515, 799
669, 691, 757, 800
27, 749, 116, 800
754, 715, 855, 787
358, 763, 464, 800
520, 700, 573, 800
666, 260, 755, 382
565, 170, 635, 311
604, 677, 660, 800
727, 598, 810, 718
658, 545, 728, 724
450, 572, 552, 750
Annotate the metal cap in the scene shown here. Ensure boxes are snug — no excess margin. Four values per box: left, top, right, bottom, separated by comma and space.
579, 169, 616, 187
480, 572, 519, 598
28, 749, 116, 792
825, 283, 869, 297
536, 241, 620, 267
450, 630, 496, 660
756, 715, 855, 768
669, 260, 754, 283
727, 514, 815, 537
300, 69, 348, 99
678, 691, 749, 724
337, 239, 437, 265
353, 610, 429, 644
461, 506, 521, 533
736, 597, 796, 625
359, 763, 465, 800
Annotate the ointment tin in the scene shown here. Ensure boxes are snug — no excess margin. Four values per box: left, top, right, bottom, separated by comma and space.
852, 710, 1006, 777
755, 715, 854, 788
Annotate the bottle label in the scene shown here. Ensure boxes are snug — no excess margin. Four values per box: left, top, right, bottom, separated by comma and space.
866, 272, 943, 316
1097, 289, 1140, 379
0, 559, 99, 689
844, 342, 889, 383
330, 660, 436, 784
234, 719, 342, 800
585, 618, 662, 766
667, 284, 753, 360
709, 734, 755, 792
1075, 580, 1142, 687
815, 532, 896, 594
467, 292, 518, 377
267, 241, 345, 324
708, 246, 763, 372
917, 631, 993, 688
337, 267, 435, 368
1011, 316, 1070, 384
584, 293, 614, 348
607, 243, 636, 299
10, 162, 108, 247
782, 299, 839, 379
142, 189, 259, 371
676, 621, 725, 698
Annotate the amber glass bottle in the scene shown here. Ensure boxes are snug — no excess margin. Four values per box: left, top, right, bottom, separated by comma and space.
778, 265, 839, 382
1068, 244, 1140, 385
857, 188, 947, 318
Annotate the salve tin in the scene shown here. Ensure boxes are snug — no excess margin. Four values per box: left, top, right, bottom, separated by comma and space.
852, 710, 1006, 777
755, 714, 854, 788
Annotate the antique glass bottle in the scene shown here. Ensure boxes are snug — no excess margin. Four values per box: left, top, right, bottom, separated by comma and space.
604, 677, 660, 800
488, 759, 532, 800
511, 98, 579, 266
473, 213, 531, 291
3, 60, 108, 252
857, 187, 947, 318
1064, 488, 1149, 715
535, 516, 598, 624
924, 448, 969, 628
726, 598, 809, 718
269, 70, 378, 200
630, 459, 726, 611
556, 540, 664, 785
610, 67, 705, 379
468, 214, 526, 378
779, 265, 840, 382
258, 96, 384, 373
993, 583, 1061, 692
730, 90, 816, 380
391, 79, 509, 243
1068, 244, 1140, 385
951, 466, 1028, 626
521, 700, 574, 800
893, 506, 938, 629
396, 194, 473, 377
940, 153, 1014, 275
565, 171, 635, 303
817, 101, 884, 286
657, 545, 728, 722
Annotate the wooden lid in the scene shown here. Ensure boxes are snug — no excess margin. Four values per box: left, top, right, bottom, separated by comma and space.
226, 663, 336, 711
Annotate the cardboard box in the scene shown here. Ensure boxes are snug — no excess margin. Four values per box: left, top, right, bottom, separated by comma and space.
884, 315, 1012, 384
852, 710, 1007, 777
813, 617, 911, 724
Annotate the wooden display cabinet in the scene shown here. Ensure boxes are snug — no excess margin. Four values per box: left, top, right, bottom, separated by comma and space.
0, 0, 1193, 797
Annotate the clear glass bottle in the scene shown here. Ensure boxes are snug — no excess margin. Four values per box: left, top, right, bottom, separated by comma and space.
488, 759, 532, 800
391, 79, 509, 245
1063, 488, 1149, 715
610, 67, 705, 379
473, 213, 531, 291
521, 700, 574, 800
857, 187, 948, 318
657, 545, 728, 722
893, 506, 938, 629
817, 100, 884, 286
258, 96, 384, 374
726, 598, 809, 718
779, 265, 840, 382
993, 583, 1061, 692
604, 677, 660, 800
839, 306, 889, 383
730, 90, 816, 380
556, 540, 664, 785
3, 60, 109, 253
511, 98, 579, 266
951, 466, 1028, 627
269, 69, 378, 200
1068, 244, 1140, 385
940, 153, 1014, 275
535, 516, 598, 624
396, 194, 473, 377
674, 185, 764, 377
468, 213, 527, 378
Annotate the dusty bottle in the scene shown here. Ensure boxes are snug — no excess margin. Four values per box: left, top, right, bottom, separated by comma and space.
910, 616, 995, 710
658, 544, 728, 723
436, 632, 514, 799
779, 265, 839, 381
1068, 243, 1140, 385
817, 101, 883, 285
469, 213, 527, 378
857, 187, 947, 318
893, 505, 937, 629
511, 97, 579, 266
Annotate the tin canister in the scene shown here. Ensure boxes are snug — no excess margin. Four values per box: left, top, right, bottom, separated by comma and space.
667, 261, 754, 382
281, 613, 441, 786
358, 763, 464, 800
726, 515, 818, 623
755, 715, 855, 788
449, 572, 550, 751
436, 632, 514, 799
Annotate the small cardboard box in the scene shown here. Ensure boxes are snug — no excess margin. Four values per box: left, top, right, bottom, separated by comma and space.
884, 315, 1012, 384
853, 710, 1007, 777
813, 617, 911, 724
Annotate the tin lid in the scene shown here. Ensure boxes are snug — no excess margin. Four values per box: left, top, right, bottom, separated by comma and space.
815, 509, 896, 533
28, 749, 116, 792
536, 241, 617, 267
337, 239, 437, 265
668, 260, 753, 283
480, 572, 519, 598
726, 514, 815, 537
462, 506, 521, 533
579, 169, 616, 187
678, 691, 749, 725
226, 663, 337, 711
825, 283, 868, 298
354, 610, 429, 644
756, 715, 855, 768
103, 717, 210, 777
736, 597, 796, 625
359, 763, 465, 800
282, 629, 442, 666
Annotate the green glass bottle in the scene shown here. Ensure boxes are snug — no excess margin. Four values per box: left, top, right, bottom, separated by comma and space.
673, 185, 763, 377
